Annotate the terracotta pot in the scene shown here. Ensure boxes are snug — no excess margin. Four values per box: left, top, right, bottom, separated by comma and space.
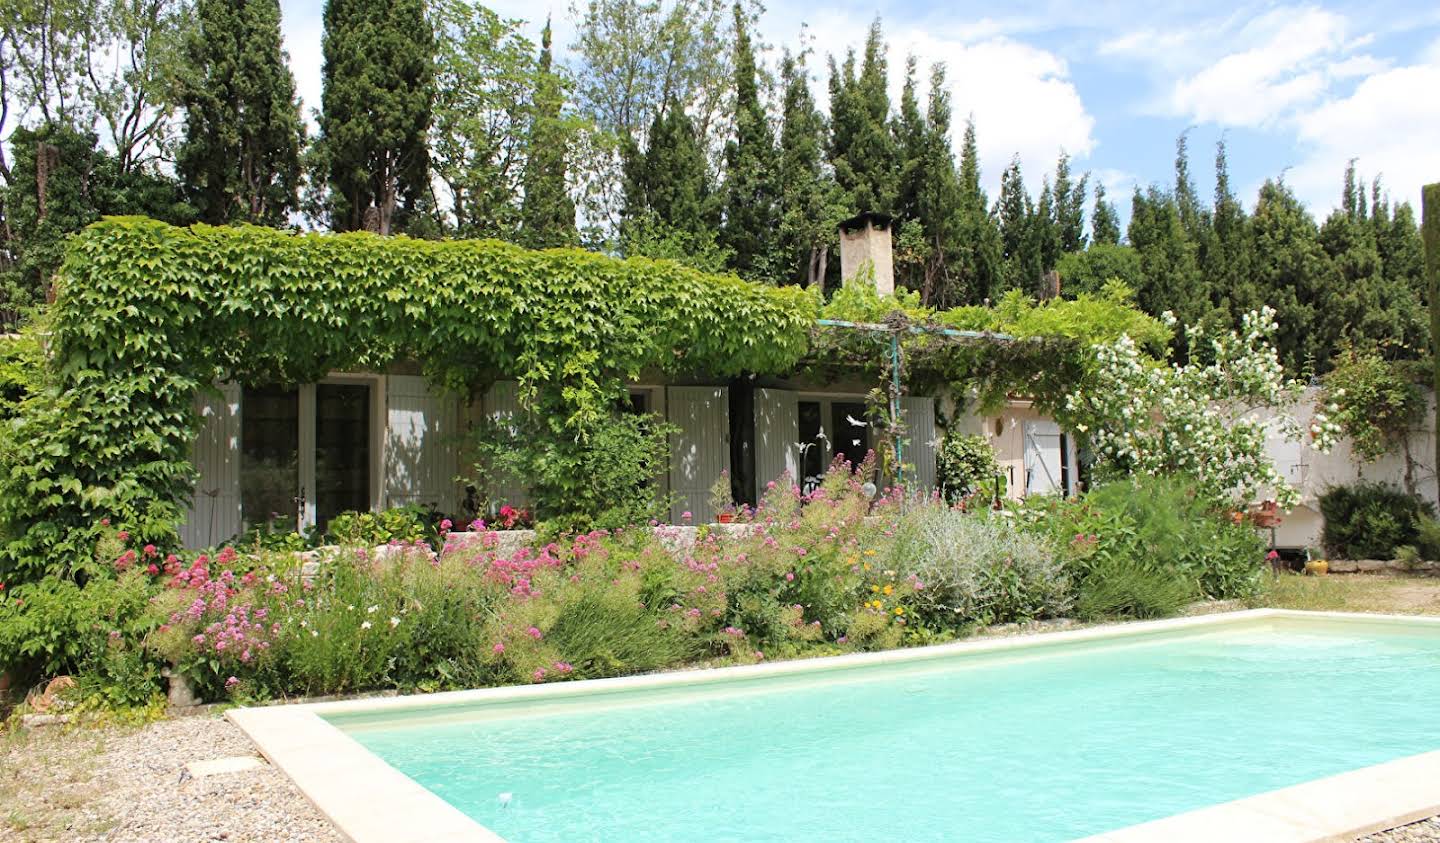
716, 512, 735, 524
1304, 560, 1329, 576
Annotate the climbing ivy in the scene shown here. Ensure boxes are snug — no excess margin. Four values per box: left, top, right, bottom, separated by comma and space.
0, 217, 817, 582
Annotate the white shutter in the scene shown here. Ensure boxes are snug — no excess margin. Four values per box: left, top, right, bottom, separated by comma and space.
754, 388, 799, 495
901, 396, 938, 493
1023, 419, 1064, 496
183, 383, 242, 549
480, 380, 529, 509
384, 376, 462, 514
668, 386, 730, 523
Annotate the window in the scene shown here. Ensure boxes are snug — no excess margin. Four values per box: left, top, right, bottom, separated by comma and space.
798, 401, 824, 493
831, 401, 870, 471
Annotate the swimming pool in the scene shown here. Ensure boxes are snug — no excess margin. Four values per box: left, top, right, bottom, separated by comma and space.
230, 611, 1440, 842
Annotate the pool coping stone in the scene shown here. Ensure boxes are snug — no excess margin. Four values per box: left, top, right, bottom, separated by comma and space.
227, 608, 1440, 843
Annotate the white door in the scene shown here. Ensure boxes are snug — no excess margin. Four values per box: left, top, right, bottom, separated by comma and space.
1024, 420, 1064, 495
384, 375, 462, 514
668, 386, 730, 522
901, 396, 938, 493
754, 388, 799, 495
183, 383, 242, 549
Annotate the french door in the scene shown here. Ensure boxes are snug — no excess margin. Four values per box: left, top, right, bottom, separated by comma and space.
239, 377, 381, 533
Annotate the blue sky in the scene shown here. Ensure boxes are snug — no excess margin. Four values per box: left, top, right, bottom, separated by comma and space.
279, 0, 1440, 222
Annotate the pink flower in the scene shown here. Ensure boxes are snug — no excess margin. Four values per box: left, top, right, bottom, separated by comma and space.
532, 668, 547, 681
108, 630, 122, 640
753, 651, 765, 660
225, 676, 240, 689
117, 531, 129, 542
681, 511, 692, 521
527, 626, 543, 640
146, 564, 159, 576
142, 544, 158, 557
554, 661, 573, 673
492, 642, 505, 654
100, 517, 110, 527
785, 572, 795, 581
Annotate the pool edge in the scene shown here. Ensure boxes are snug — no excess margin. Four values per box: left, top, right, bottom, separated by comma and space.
229, 608, 1440, 843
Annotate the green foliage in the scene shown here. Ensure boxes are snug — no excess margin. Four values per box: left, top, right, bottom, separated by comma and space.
1023, 474, 1265, 601
1055, 243, 1143, 297
1322, 345, 1425, 461
1319, 482, 1438, 559
316, 0, 434, 234
0, 572, 161, 702
177, 0, 304, 226
621, 103, 716, 265
717, 3, 778, 281
775, 50, 844, 289
935, 432, 1000, 503
468, 411, 678, 532
0, 218, 816, 583
1075, 557, 1197, 620
517, 19, 578, 248
827, 19, 898, 215
327, 504, 436, 547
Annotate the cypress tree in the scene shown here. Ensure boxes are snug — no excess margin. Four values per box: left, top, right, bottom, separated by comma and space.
776, 50, 840, 288
1054, 152, 1088, 254
1205, 139, 1257, 324
317, 0, 434, 234
1422, 182, 1440, 500
177, 0, 304, 226
719, 3, 778, 280
1128, 185, 1207, 357
1250, 180, 1340, 374
1091, 183, 1120, 245
994, 156, 1036, 292
518, 19, 577, 249
829, 18, 896, 214
621, 99, 720, 267
951, 117, 1003, 305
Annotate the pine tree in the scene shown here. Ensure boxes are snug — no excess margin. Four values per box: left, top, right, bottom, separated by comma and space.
621, 99, 722, 268
1032, 177, 1061, 278
892, 56, 926, 225
177, 0, 304, 226
718, 3, 778, 279
518, 19, 577, 249
1205, 139, 1257, 325
1091, 183, 1120, 245
1128, 185, 1207, 357
994, 156, 1037, 292
1173, 132, 1204, 239
1250, 180, 1340, 374
316, 0, 434, 234
776, 49, 840, 288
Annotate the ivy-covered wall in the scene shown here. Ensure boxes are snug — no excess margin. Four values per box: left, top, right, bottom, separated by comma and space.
0, 217, 817, 581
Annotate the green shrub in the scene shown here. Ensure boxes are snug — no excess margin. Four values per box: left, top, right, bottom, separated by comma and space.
1076, 557, 1197, 620
935, 432, 1001, 503
467, 411, 676, 531
327, 504, 437, 547
889, 505, 1071, 628
1022, 474, 1264, 600
1319, 482, 1435, 559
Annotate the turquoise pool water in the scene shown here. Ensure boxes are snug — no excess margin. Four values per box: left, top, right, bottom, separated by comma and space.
329, 617, 1440, 842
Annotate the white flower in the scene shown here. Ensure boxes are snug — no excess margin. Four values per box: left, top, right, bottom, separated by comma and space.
310, 630, 318, 637
366, 605, 378, 614
347, 605, 355, 611
361, 621, 372, 630
389, 616, 401, 628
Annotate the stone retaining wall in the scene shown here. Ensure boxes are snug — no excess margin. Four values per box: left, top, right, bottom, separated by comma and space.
1325, 559, 1440, 574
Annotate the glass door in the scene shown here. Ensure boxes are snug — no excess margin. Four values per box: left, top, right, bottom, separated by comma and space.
240, 385, 300, 532
314, 382, 372, 531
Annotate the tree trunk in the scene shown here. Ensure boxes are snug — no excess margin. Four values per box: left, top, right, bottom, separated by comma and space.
1422, 183, 1440, 501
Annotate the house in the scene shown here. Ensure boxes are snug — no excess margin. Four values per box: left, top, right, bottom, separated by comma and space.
180, 216, 1077, 549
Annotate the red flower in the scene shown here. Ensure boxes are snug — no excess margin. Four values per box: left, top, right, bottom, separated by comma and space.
117, 530, 129, 542
100, 518, 110, 527
146, 563, 159, 575
143, 544, 158, 557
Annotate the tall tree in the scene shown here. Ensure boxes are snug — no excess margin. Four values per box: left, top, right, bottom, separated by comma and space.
718, 2, 777, 279
1054, 152, 1088, 253
431, 0, 535, 239
949, 117, 1003, 305
177, 0, 303, 226
994, 156, 1036, 292
1249, 179, 1340, 374
1422, 182, 1440, 500
518, 18, 577, 248
316, 0, 434, 234
828, 18, 896, 214
1091, 182, 1120, 245
1128, 185, 1207, 356
775, 47, 839, 288
621, 99, 724, 269
1203, 139, 1256, 323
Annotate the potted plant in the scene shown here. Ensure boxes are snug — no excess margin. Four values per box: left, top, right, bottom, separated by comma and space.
709, 471, 735, 523
1304, 546, 1328, 576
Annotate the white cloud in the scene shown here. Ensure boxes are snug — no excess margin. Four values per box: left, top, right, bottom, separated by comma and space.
1166, 7, 1358, 128
1288, 62, 1440, 214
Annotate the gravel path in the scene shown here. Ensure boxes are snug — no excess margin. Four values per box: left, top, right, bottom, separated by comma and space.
0, 715, 340, 842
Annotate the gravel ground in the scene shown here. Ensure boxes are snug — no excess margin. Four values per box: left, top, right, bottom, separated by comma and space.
0, 715, 340, 842
1362, 817, 1440, 842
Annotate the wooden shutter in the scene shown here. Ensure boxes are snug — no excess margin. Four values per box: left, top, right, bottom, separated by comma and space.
901, 396, 938, 493
668, 386, 730, 522
183, 383, 242, 549
754, 388, 799, 497
478, 380, 529, 509
1023, 419, 1064, 496
384, 375, 462, 514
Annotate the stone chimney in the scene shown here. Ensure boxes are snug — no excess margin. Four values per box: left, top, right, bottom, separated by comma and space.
838, 212, 894, 297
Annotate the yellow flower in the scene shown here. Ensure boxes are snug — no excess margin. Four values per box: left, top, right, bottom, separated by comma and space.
882, 584, 893, 595
863, 562, 871, 571
864, 550, 876, 557
871, 585, 879, 592
893, 607, 904, 616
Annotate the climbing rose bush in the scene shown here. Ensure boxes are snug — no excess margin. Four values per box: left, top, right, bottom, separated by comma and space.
1067, 307, 1339, 510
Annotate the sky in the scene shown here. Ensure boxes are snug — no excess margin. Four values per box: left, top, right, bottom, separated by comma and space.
278, 0, 1440, 222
